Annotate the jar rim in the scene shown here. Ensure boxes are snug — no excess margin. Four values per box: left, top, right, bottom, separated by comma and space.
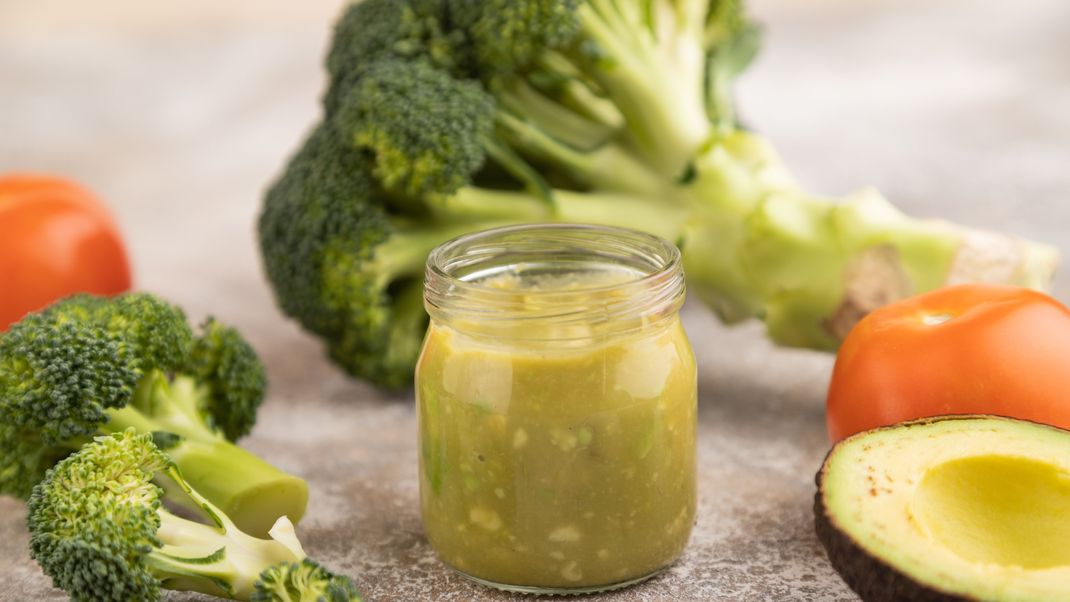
424, 223, 685, 339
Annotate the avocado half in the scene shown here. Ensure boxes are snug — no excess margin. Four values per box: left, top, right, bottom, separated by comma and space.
815, 415, 1070, 602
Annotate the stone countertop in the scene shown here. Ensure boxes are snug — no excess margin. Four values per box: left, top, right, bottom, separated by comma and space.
0, 0, 1067, 600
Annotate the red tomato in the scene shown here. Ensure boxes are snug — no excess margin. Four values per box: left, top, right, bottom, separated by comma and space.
826, 284, 1070, 442
0, 174, 132, 330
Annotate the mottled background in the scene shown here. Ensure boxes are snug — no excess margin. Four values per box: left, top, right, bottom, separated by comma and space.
1, 0, 1067, 599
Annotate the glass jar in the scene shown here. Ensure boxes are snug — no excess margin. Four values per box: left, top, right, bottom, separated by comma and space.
416, 224, 697, 595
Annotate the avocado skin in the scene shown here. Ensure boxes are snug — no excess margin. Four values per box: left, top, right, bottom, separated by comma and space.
813, 458, 970, 602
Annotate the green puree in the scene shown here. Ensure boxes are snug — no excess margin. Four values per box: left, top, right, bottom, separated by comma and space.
417, 275, 697, 589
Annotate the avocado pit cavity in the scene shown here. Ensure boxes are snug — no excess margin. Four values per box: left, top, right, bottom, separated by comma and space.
913, 455, 1070, 569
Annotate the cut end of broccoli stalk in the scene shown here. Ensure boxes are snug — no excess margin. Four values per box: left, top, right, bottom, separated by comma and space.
1018, 240, 1061, 290
160, 437, 310, 538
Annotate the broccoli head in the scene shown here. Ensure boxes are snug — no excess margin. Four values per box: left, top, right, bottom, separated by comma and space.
0, 293, 306, 535
259, 0, 1058, 388
28, 430, 360, 602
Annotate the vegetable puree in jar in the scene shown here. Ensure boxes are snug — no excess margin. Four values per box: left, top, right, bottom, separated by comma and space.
417, 266, 697, 592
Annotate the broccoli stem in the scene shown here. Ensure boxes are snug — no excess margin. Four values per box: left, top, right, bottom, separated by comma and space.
409, 137, 1056, 358
482, 139, 556, 199
496, 111, 666, 196
677, 131, 1061, 346
149, 486, 305, 600
382, 279, 431, 374
103, 374, 309, 537
367, 224, 503, 287
574, 0, 712, 177
532, 51, 624, 129
432, 184, 689, 245
128, 372, 218, 442
551, 188, 691, 242
497, 79, 616, 150
427, 187, 552, 222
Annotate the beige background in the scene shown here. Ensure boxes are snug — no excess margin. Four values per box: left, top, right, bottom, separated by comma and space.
1, 0, 1067, 599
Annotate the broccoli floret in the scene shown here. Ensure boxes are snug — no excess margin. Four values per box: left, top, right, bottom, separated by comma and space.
335, 58, 495, 197
447, 0, 580, 78
186, 318, 269, 441
259, 125, 446, 388
0, 293, 307, 536
252, 559, 364, 602
324, 0, 463, 114
259, 0, 1058, 388
27, 430, 360, 602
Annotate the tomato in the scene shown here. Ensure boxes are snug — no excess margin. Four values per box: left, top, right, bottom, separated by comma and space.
0, 174, 131, 330
826, 284, 1070, 442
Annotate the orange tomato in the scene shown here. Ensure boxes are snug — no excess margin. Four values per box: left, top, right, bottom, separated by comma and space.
826, 283, 1070, 442
0, 174, 131, 330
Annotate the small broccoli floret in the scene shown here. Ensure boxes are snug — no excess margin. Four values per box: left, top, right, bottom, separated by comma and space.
107, 292, 196, 370
28, 430, 360, 602
185, 318, 268, 441
0, 293, 307, 535
335, 59, 495, 197
447, 0, 580, 78
324, 0, 462, 114
252, 559, 364, 602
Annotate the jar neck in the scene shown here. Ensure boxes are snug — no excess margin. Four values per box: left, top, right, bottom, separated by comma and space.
424, 224, 685, 342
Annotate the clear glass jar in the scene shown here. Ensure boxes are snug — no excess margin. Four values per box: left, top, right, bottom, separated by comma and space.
416, 224, 697, 595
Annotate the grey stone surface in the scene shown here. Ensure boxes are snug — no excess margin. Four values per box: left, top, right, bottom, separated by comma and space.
0, 0, 1066, 600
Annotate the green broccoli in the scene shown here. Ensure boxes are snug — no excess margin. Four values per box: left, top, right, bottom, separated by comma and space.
27, 429, 360, 602
0, 293, 307, 536
259, 0, 1058, 388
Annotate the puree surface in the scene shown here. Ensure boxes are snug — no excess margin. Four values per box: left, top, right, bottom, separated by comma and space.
416, 271, 696, 590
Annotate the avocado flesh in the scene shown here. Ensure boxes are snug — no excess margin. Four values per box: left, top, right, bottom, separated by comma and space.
815, 415, 1070, 602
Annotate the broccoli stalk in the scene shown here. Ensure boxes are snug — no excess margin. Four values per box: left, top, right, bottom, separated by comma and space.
0, 293, 307, 536
109, 373, 309, 536
669, 130, 1060, 347
259, 0, 1059, 388
27, 430, 360, 602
